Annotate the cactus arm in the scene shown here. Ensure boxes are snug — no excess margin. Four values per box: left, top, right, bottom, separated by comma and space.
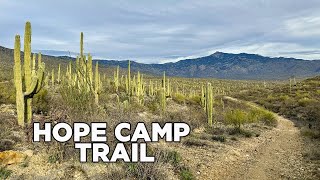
38, 53, 42, 65
24, 22, 32, 89
88, 54, 93, 83
35, 63, 45, 93
80, 32, 84, 57
128, 60, 131, 95
24, 76, 38, 97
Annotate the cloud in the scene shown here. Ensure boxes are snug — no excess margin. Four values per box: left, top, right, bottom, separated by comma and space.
0, 0, 320, 63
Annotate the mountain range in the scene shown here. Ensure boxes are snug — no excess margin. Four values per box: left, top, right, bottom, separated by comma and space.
1, 45, 320, 80
95, 51, 320, 80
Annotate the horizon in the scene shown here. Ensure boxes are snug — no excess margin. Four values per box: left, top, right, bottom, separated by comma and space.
1, 0, 320, 63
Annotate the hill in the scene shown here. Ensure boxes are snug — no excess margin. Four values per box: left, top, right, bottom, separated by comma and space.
97, 52, 320, 80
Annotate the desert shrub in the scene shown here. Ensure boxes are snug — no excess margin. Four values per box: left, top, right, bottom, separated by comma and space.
0, 139, 15, 151
0, 82, 15, 104
205, 127, 225, 135
212, 135, 226, 142
298, 97, 317, 107
283, 97, 296, 107
247, 109, 261, 123
33, 89, 50, 115
259, 109, 277, 126
59, 82, 96, 115
240, 129, 253, 137
186, 95, 201, 105
172, 93, 186, 104
304, 149, 320, 161
0, 166, 12, 179
128, 99, 148, 113
231, 137, 238, 141
301, 127, 320, 139
164, 150, 182, 165
62, 165, 89, 180
228, 128, 253, 137
125, 148, 178, 180
225, 109, 248, 130
180, 168, 194, 180
247, 108, 277, 126
166, 105, 206, 129
305, 104, 320, 121
183, 137, 210, 147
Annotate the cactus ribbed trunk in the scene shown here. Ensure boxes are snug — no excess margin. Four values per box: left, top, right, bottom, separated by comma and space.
57, 64, 61, 83
88, 54, 93, 83
127, 60, 131, 96
206, 83, 213, 127
52, 69, 55, 86
114, 65, 119, 92
24, 22, 33, 124
80, 32, 84, 57
94, 62, 99, 104
14, 35, 25, 126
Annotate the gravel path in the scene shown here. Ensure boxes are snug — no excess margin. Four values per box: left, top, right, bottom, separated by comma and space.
177, 97, 308, 180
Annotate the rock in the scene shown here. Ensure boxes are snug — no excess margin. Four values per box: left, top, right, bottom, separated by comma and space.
0, 150, 25, 165
0, 139, 15, 151
0, 150, 33, 165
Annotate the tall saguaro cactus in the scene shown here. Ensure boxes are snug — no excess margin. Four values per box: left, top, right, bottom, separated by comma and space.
14, 22, 45, 126
24, 22, 33, 123
206, 83, 214, 127
127, 60, 131, 95
94, 62, 101, 104
14, 35, 25, 125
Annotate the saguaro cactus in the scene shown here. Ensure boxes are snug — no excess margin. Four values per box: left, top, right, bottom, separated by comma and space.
51, 69, 55, 86
127, 60, 131, 95
14, 22, 45, 126
206, 83, 214, 127
94, 62, 101, 104
88, 53, 93, 83
114, 65, 119, 92
57, 64, 61, 84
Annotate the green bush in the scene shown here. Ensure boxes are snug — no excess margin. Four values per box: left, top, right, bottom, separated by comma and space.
212, 135, 226, 142
165, 150, 182, 165
0, 82, 15, 104
180, 168, 194, 180
187, 95, 201, 105
259, 110, 277, 126
59, 82, 96, 115
301, 127, 320, 139
298, 97, 317, 107
247, 109, 260, 123
173, 93, 186, 104
225, 109, 248, 129
0, 166, 12, 179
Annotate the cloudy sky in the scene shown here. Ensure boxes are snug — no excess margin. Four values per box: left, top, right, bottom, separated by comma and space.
1, 0, 320, 63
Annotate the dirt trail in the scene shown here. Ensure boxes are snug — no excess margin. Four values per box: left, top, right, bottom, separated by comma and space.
176, 97, 307, 180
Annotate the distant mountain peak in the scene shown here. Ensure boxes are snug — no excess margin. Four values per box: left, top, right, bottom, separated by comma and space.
210, 51, 225, 57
